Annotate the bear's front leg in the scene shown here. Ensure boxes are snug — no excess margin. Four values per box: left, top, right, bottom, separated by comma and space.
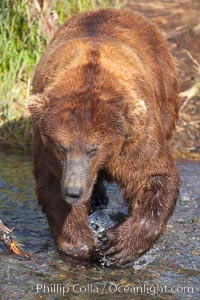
36, 176, 94, 260
55, 203, 95, 259
102, 164, 180, 265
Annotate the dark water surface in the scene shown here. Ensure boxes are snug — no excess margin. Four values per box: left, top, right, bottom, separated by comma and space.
0, 150, 199, 299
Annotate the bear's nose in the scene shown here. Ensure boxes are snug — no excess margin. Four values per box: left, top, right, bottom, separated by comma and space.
64, 186, 83, 199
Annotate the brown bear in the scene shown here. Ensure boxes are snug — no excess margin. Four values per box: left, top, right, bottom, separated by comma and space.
27, 8, 180, 265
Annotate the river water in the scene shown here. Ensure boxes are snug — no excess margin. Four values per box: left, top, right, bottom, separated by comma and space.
0, 150, 199, 299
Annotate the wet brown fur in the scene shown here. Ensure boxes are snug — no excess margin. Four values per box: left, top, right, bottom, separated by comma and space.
27, 9, 180, 264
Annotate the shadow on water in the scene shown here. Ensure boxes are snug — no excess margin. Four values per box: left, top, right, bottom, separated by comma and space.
0, 150, 199, 300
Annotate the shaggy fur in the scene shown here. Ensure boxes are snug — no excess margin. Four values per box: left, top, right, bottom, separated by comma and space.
27, 8, 180, 264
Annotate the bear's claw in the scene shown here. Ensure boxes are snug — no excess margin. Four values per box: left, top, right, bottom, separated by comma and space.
100, 223, 145, 265
58, 241, 93, 260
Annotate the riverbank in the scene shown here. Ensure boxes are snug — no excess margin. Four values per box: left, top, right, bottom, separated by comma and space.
127, 0, 200, 159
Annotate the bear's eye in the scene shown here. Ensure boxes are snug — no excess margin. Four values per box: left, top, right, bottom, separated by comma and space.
86, 144, 98, 158
59, 143, 69, 154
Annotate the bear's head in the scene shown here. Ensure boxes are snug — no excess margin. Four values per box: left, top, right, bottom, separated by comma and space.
27, 88, 148, 205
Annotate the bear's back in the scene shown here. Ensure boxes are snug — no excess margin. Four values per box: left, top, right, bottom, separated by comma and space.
33, 9, 179, 139
50, 9, 165, 60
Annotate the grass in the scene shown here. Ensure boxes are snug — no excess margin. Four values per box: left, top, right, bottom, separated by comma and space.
0, 0, 47, 148
0, 0, 125, 149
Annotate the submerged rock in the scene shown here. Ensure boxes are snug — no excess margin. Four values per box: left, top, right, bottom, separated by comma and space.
88, 207, 127, 266
88, 208, 128, 236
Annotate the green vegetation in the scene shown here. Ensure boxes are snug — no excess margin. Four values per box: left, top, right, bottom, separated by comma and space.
0, 0, 125, 149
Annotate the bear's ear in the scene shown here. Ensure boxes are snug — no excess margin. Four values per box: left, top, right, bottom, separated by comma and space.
128, 99, 147, 120
26, 94, 49, 123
